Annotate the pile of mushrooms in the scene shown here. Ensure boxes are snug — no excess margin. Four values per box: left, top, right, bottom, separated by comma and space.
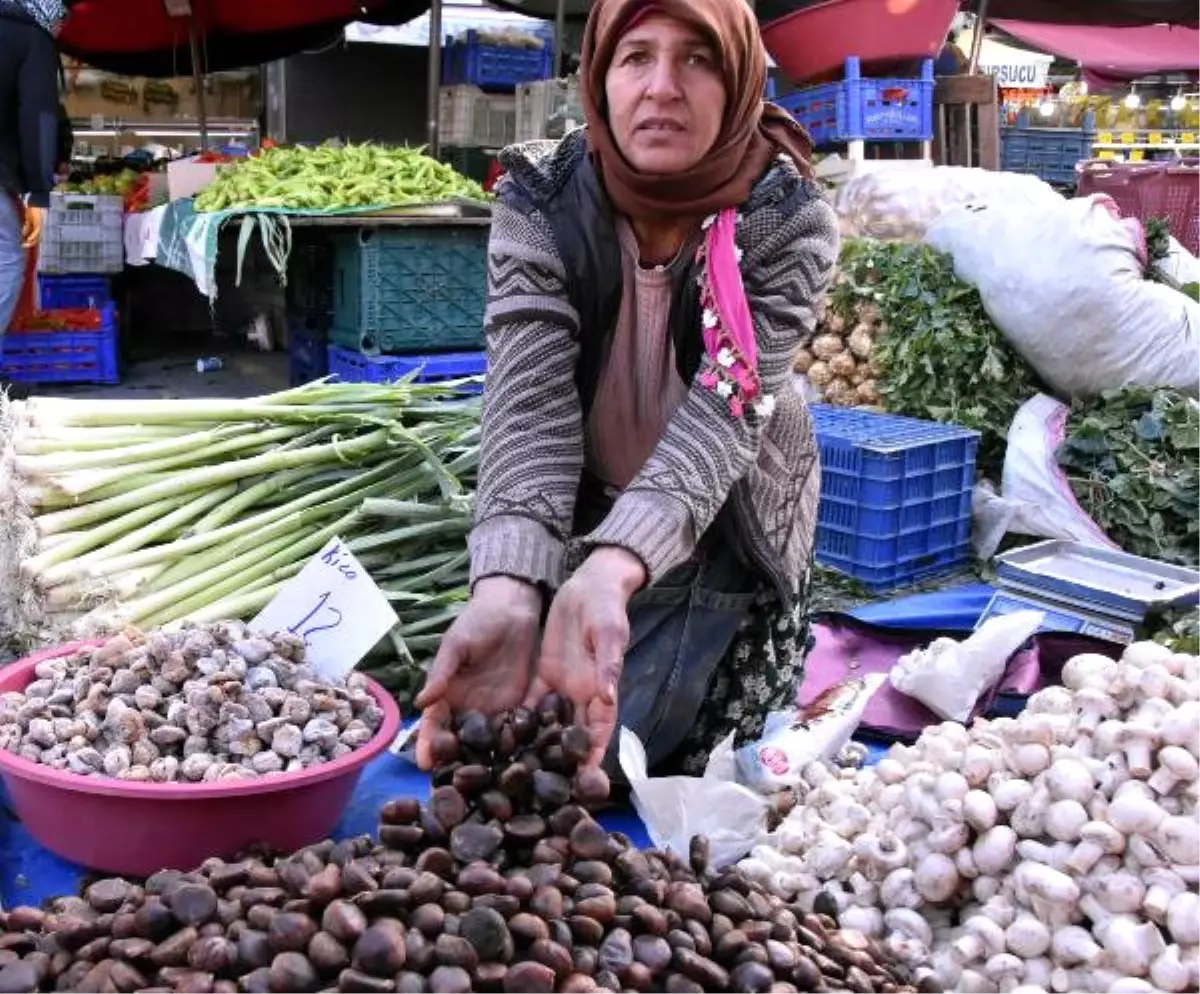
737, 642, 1200, 994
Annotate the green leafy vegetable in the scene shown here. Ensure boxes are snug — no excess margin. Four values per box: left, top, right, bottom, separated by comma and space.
836, 238, 1044, 480
1057, 387, 1199, 567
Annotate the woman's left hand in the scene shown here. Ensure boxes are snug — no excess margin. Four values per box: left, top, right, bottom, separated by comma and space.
526, 547, 647, 767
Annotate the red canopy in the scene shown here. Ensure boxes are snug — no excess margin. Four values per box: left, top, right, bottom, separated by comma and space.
992, 19, 1200, 89
58, 0, 427, 76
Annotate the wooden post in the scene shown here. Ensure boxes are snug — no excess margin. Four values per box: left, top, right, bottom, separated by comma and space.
934, 74, 999, 169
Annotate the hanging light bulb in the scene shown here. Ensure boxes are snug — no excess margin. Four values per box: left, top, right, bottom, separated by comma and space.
1039, 100, 1055, 117
1124, 91, 1141, 109
1171, 94, 1187, 111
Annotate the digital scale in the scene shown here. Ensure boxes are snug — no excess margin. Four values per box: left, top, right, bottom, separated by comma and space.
976, 540, 1200, 645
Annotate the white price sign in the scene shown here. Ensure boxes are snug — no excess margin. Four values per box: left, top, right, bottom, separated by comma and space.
252, 536, 398, 681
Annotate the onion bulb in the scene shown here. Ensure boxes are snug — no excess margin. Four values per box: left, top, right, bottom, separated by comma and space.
807, 360, 833, 388
857, 379, 881, 405
812, 334, 845, 361
826, 377, 855, 406
830, 352, 858, 379
793, 347, 815, 375
847, 327, 874, 359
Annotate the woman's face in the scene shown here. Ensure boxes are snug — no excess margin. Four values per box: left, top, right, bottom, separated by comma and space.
604, 13, 727, 176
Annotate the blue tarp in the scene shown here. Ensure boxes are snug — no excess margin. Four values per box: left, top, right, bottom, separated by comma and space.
0, 584, 992, 907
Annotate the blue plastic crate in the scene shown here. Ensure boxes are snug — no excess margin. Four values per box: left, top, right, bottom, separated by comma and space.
37, 274, 112, 310
777, 57, 934, 147
811, 405, 979, 592
1000, 113, 1096, 187
331, 226, 488, 355
328, 345, 485, 392
1, 304, 119, 385
289, 324, 329, 387
442, 31, 552, 91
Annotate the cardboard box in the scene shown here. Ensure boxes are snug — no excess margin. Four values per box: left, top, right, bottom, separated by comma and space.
167, 158, 220, 201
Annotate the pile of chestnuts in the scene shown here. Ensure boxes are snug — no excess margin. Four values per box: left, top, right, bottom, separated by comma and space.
0, 694, 930, 993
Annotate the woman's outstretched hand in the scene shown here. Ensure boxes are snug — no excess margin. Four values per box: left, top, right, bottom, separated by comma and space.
525, 547, 646, 768
414, 576, 541, 770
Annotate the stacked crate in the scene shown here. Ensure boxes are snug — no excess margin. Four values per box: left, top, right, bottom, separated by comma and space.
1002, 110, 1098, 188
438, 29, 555, 182
285, 233, 336, 387
777, 56, 935, 160
515, 77, 584, 144
1, 193, 123, 385
314, 224, 488, 390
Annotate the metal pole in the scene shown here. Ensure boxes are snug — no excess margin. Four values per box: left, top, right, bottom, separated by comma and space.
427, 0, 443, 157
554, 0, 566, 77
967, 0, 988, 75
188, 19, 209, 151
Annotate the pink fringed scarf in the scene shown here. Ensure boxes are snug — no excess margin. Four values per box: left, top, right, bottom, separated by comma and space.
696, 208, 774, 420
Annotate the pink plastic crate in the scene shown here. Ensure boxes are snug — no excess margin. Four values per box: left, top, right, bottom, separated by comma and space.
1077, 159, 1199, 255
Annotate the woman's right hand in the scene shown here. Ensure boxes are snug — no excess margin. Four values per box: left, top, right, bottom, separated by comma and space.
413, 576, 542, 770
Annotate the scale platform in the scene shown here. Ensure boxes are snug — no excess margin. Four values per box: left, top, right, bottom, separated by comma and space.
978, 540, 1200, 645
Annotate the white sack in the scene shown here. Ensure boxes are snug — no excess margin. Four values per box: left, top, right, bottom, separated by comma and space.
925, 195, 1200, 398
833, 165, 1063, 242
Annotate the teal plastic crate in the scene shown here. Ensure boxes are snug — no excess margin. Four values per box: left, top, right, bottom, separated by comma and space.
331, 226, 488, 355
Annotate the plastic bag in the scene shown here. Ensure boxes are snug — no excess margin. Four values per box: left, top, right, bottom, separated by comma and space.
889, 610, 1046, 722
735, 675, 885, 792
925, 196, 1200, 398
618, 728, 768, 869
833, 165, 1062, 242
999, 394, 1121, 548
1153, 236, 1200, 289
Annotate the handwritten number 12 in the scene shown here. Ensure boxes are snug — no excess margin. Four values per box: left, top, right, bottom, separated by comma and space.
289, 591, 344, 641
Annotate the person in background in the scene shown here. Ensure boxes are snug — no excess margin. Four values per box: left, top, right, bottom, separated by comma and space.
416, 0, 837, 779
0, 0, 67, 334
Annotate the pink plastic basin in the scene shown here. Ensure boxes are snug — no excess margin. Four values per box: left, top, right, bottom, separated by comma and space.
0, 642, 402, 877
762, 0, 959, 84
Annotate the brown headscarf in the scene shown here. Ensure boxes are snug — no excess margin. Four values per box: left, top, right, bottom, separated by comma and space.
580, 0, 813, 221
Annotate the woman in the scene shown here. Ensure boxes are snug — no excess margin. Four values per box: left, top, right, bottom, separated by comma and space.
417, 0, 838, 778
0, 0, 66, 334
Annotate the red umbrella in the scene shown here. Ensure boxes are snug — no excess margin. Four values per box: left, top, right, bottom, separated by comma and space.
57, 0, 429, 77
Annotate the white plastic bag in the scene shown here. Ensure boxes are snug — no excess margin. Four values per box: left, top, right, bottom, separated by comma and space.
925, 196, 1200, 397
833, 165, 1062, 242
1153, 236, 1200, 289
890, 610, 1045, 722
999, 394, 1120, 548
618, 728, 768, 869
734, 676, 885, 793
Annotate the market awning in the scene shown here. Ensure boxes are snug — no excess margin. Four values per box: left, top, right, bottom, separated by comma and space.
57, 0, 430, 76
492, 0, 1199, 28
991, 19, 1200, 89
965, 0, 1197, 27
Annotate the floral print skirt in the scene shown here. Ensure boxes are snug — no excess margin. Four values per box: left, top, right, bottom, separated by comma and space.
666, 566, 814, 776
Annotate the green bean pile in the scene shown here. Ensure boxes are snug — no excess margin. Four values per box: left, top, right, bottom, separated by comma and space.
193, 143, 489, 213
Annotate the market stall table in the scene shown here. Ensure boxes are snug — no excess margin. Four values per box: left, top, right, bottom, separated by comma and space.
0, 585, 991, 908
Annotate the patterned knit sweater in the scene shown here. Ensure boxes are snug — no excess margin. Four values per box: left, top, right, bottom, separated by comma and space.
468, 133, 839, 599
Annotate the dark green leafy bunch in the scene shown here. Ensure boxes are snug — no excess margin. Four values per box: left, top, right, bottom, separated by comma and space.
1145, 216, 1172, 272
1057, 388, 1199, 568
838, 238, 1044, 481
1142, 605, 1200, 655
